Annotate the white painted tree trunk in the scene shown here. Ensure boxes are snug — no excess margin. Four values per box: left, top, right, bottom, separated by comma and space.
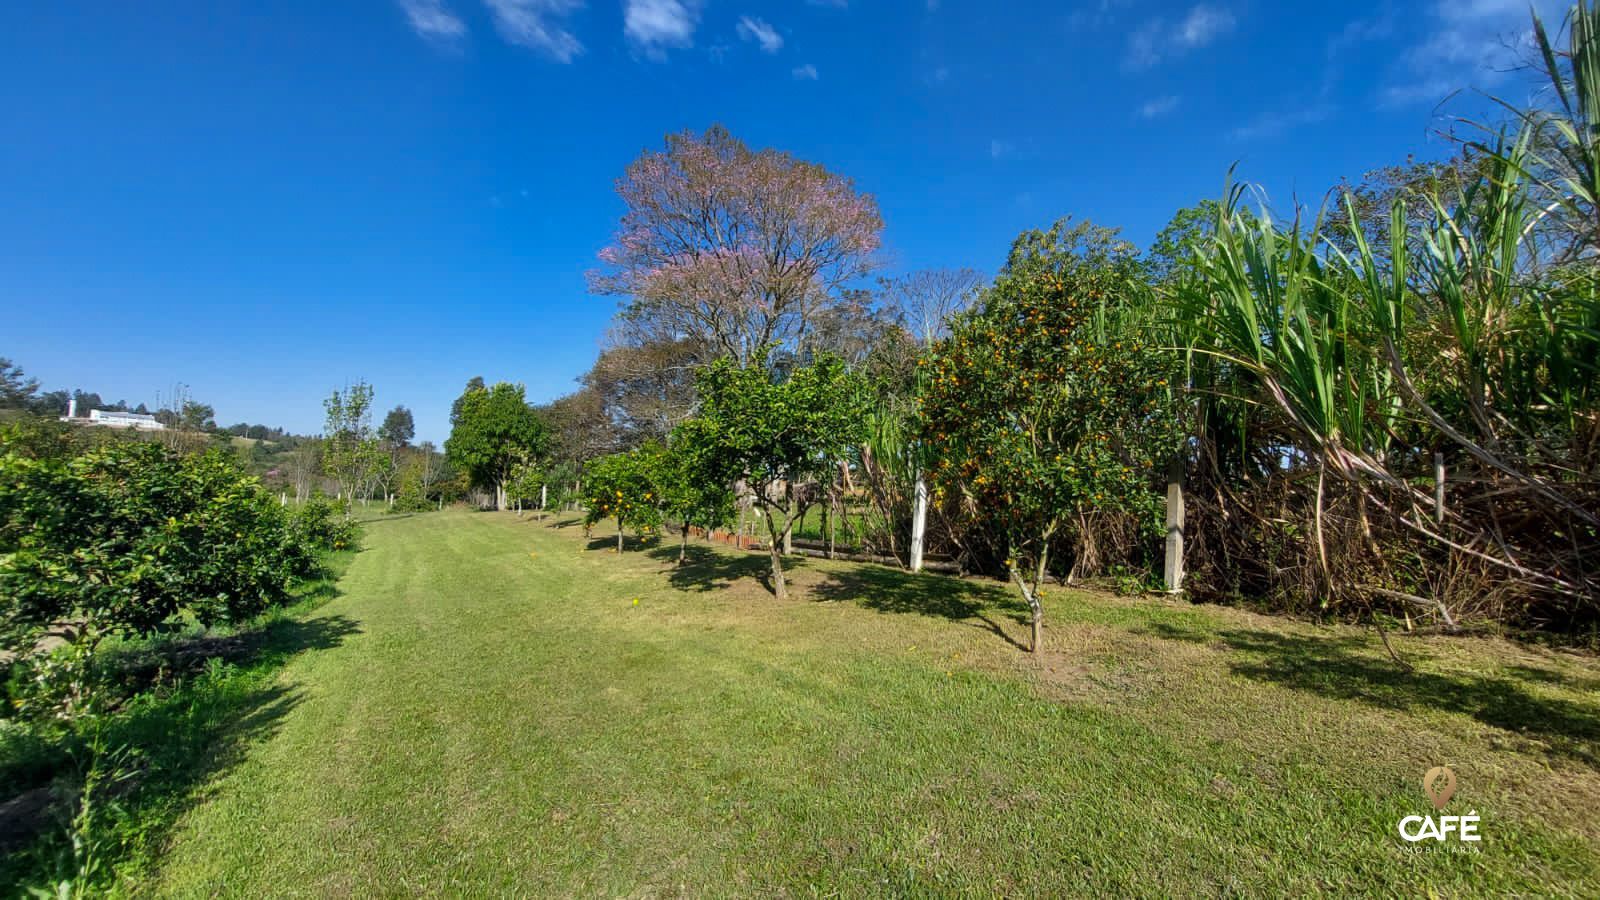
782, 484, 793, 555
909, 474, 928, 573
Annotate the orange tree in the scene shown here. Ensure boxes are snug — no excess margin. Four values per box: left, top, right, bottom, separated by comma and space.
655, 423, 736, 565
582, 444, 665, 552
919, 219, 1184, 653
677, 348, 869, 600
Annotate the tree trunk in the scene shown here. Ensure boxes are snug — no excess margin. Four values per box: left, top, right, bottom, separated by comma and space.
679, 524, 689, 565
1010, 541, 1050, 654
765, 507, 788, 600
617, 521, 625, 553
768, 540, 788, 600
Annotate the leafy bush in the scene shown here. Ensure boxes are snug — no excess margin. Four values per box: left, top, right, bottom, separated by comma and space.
0, 441, 341, 718
388, 487, 435, 514
290, 494, 360, 553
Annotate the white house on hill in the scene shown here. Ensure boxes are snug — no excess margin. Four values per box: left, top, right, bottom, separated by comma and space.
88, 409, 164, 430
60, 396, 165, 431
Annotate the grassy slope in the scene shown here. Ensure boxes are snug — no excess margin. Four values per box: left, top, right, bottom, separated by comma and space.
144, 510, 1600, 897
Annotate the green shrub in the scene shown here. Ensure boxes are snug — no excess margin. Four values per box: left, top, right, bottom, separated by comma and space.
290, 494, 360, 553
0, 442, 334, 719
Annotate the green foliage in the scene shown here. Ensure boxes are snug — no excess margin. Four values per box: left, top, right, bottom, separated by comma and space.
679, 349, 870, 597
0, 358, 40, 410
321, 382, 383, 516
656, 428, 735, 535
920, 219, 1185, 643
0, 441, 328, 719
686, 350, 869, 503
289, 495, 361, 553
445, 382, 549, 507
1146, 199, 1220, 286
505, 458, 546, 509
378, 406, 415, 449
582, 445, 665, 542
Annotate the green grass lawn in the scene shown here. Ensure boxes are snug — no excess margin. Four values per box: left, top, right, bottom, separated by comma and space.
85, 509, 1600, 895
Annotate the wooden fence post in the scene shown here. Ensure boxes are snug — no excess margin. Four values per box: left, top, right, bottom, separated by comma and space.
1163, 456, 1185, 594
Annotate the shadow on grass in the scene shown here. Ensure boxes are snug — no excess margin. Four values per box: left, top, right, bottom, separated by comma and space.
812, 566, 1032, 652
0, 613, 362, 890
646, 543, 778, 595
101, 612, 358, 696
1142, 621, 1600, 766
585, 534, 661, 554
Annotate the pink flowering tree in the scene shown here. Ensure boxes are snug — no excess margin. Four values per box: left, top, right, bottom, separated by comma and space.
589, 126, 884, 366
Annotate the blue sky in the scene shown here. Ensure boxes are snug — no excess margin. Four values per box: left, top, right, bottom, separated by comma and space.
1, 0, 1563, 443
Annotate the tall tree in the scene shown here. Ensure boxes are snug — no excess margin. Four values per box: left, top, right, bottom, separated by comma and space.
582, 334, 702, 444
449, 376, 486, 425
589, 125, 884, 367
880, 268, 983, 347
445, 381, 549, 510
538, 387, 622, 468
322, 382, 382, 516
376, 405, 416, 503
28, 390, 70, 418
379, 406, 415, 449
0, 358, 39, 409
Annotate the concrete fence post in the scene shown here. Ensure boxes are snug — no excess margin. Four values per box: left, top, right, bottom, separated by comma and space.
909, 474, 928, 573
1163, 456, 1185, 594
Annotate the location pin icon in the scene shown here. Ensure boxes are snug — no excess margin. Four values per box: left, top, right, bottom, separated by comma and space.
1423, 766, 1456, 810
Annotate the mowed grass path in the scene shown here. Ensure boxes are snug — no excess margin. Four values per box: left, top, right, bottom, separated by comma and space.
148, 509, 1600, 896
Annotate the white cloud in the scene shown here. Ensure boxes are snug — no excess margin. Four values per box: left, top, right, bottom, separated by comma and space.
736, 16, 783, 53
1137, 95, 1181, 119
1177, 4, 1235, 47
792, 63, 819, 80
1068, 0, 1131, 31
399, 0, 468, 41
1381, 0, 1567, 106
1229, 103, 1334, 141
1125, 4, 1236, 70
1326, 12, 1393, 59
624, 0, 700, 58
485, 0, 585, 62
